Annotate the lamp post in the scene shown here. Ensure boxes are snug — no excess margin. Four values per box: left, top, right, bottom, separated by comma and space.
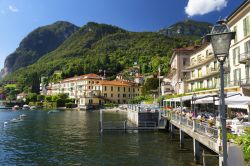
206, 20, 235, 166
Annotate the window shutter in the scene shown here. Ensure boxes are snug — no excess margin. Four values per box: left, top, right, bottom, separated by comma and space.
234, 70, 236, 84
239, 68, 241, 81
238, 47, 240, 63
233, 49, 236, 65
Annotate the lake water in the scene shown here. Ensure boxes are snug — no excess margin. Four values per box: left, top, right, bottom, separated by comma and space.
0, 109, 218, 166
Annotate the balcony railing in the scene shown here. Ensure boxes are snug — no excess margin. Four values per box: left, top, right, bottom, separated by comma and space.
239, 51, 250, 64
187, 55, 215, 70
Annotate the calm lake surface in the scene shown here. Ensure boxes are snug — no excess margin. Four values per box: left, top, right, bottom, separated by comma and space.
0, 109, 218, 166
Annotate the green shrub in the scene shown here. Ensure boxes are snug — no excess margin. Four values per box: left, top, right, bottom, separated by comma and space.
65, 102, 77, 108
36, 102, 43, 107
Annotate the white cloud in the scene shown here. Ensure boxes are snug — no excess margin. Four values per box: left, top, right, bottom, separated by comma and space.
8, 5, 19, 12
185, 0, 228, 17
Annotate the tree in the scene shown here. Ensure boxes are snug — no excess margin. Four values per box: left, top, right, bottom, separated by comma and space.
142, 78, 159, 94
26, 93, 37, 103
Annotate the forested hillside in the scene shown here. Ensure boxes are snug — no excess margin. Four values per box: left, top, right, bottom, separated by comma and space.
2, 21, 209, 92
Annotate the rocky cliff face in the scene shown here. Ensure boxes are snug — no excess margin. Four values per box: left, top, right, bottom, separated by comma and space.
0, 21, 79, 78
159, 19, 212, 39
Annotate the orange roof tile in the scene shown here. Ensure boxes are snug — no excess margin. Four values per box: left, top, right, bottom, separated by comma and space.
97, 80, 137, 86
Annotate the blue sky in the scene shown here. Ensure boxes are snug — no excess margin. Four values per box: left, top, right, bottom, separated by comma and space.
0, 0, 245, 68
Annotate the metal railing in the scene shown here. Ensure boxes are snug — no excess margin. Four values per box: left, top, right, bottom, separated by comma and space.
239, 51, 250, 63
194, 121, 219, 140
138, 121, 157, 128
103, 121, 126, 129
171, 112, 219, 141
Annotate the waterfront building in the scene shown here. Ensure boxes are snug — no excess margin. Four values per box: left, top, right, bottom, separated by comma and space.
167, 45, 197, 94
228, 0, 250, 96
161, 78, 173, 95
45, 73, 142, 108
185, 43, 232, 93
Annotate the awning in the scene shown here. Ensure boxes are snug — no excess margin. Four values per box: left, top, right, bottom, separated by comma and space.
196, 96, 219, 104
224, 95, 250, 105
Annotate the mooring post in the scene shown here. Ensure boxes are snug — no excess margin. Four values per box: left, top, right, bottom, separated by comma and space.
202, 150, 206, 166
193, 138, 201, 163
170, 123, 175, 138
124, 120, 127, 132
165, 120, 170, 132
180, 129, 184, 148
100, 109, 103, 133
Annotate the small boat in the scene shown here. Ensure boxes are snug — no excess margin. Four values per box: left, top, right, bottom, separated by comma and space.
20, 114, 27, 118
30, 106, 36, 110
10, 118, 22, 123
48, 110, 60, 114
12, 105, 20, 111
4, 121, 8, 126
22, 105, 30, 110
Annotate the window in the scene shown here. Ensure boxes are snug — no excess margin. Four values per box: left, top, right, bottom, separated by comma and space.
191, 83, 195, 91
233, 26, 238, 42
104, 86, 107, 91
104, 93, 107, 97
191, 57, 196, 65
118, 94, 120, 98
244, 40, 250, 53
197, 54, 202, 62
199, 81, 203, 89
118, 87, 120, 92
198, 68, 202, 77
233, 47, 240, 65
191, 70, 195, 78
123, 94, 126, 97
129, 88, 130, 92
118, 100, 120, 104
111, 86, 113, 91
183, 58, 187, 66
234, 69, 241, 85
111, 94, 113, 97
124, 87, 125, 92
246, 65, 250, 80
243, 16, 250, 37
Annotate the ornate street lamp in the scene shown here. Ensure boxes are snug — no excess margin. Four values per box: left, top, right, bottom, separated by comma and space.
206, 20, 235, 166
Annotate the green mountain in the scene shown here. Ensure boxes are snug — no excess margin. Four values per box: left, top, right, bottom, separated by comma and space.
3, 22, 191, 91
1, 21, 79, 77
159, 19, 212, 39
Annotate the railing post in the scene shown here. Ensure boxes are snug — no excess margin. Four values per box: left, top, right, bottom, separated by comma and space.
192, 119, 196, 132
124, 120, 127, 131
100, 109, 103, 133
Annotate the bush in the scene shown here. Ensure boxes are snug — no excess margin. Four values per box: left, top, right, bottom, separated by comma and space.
26, 93, 37, 103
56, 98, 65, 107
36, 102, 43, 107
45, 96, 52, 102
37, 95, 45, 102
65, 102, 77, 108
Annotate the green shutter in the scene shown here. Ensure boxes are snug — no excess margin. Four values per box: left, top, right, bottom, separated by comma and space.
239, 68, 241, 81
233, 49, 236, 65
238, 47, 240, 63
243, 16, 250, 36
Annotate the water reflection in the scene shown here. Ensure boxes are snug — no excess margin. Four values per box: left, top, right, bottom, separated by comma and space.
0, 110, 218, 165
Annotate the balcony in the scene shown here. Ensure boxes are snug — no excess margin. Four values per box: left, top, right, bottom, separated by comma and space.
239, 78, 250, 87
186, 55, 215, 70
79, 90, 102, 98
185, 68, 219, 82
239, 51, 250, 64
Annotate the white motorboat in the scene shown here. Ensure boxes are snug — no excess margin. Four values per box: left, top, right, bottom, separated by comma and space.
12, 105, 20, 111
22, 105, 30, 110
20, 114, 27, 118
10, 118, 21, 123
